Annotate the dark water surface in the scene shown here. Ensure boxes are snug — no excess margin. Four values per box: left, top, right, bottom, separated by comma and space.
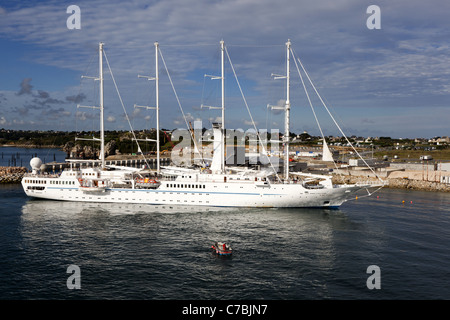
1, 182, 449, 300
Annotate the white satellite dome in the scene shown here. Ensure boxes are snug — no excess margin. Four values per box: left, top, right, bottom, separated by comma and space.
30, 157, 43, 171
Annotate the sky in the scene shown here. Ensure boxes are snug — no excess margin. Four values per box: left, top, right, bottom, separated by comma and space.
0, 0, 449, 139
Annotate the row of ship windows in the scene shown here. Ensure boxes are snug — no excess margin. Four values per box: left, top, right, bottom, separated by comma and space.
64, 172, 95, 176
61, 195, 210, 204
26, 181, 206, 189
51, 180, 75, 185
57, 189, 210, 196
24, 179, 47, 184
180, 175, 252, 181
24, 179, 75, 185
167, 183, 206, 189
27, 186, 45, 190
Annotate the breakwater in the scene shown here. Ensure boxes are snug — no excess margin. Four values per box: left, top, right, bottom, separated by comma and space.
0, 166, 27, 184
333, 173, 450, 193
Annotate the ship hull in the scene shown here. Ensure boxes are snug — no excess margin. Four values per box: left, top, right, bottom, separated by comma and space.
21, 179, 362, 208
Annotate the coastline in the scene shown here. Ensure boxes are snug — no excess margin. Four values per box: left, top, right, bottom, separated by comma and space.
2, 164, 450, 193
332, 173, 450, 193
0, 166, 27, 184
1, 144, 62, 149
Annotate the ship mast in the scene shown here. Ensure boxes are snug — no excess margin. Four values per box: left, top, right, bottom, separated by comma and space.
271, 40, 291, 180
220, 40, 225, 173
202, 40, 226, 174
136, 41, 161, 174
76, 42, 106, 169
99, 42, 105, 169
284, 39, 291, 180
155, 42, 160, 173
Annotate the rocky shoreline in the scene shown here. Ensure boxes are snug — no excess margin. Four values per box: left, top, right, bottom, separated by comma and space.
0, 166, 28, 184
333, 174, 450, 193
1, 144, 62, 149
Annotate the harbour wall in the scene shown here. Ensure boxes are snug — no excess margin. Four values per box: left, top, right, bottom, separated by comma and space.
332, 169, 450, 193
0, 166, 27, 184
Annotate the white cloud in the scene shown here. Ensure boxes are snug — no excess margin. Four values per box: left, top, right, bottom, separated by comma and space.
1, 0, 450, 137
0, 116, 7, 125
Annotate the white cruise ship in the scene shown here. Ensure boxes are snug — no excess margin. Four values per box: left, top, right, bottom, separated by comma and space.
21, 41, 383, 208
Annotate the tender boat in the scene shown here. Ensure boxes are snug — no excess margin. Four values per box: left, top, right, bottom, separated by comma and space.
212, 242, 232, 256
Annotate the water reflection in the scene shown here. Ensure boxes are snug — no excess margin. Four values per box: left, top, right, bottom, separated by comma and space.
8, 188, 450, 299
19, 198, 360, 299
21, 198, 353, 225
21, 199, 236, 217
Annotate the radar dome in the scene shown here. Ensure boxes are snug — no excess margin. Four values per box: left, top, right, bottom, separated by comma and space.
30, 157, 42, 170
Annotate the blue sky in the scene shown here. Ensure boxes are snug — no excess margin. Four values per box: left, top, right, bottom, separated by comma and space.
0, 0, 449, 138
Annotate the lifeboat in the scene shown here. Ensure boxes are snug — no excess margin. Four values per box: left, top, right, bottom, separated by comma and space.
78, 178, 107, 193
135, 177, 161, 189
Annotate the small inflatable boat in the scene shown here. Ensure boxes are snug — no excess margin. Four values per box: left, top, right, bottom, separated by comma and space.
211, 242, 232, 256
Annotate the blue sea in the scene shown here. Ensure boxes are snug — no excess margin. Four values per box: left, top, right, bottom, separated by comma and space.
1, 148, 450, 309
